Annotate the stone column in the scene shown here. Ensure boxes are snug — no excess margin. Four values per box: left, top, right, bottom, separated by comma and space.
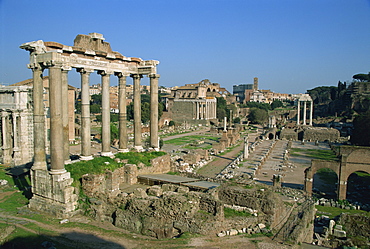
196, 102, 199, 119
1, 112, 11, 164
31, 65, 47, 170
78, 68, 94, 160
303, 101, 307, 125
132, 74, 143, 151
61, 68, 71, 163
243, 136, 249, 159
99, 70, 113, 156
116, 72, 129, 152
297, 100, 300, 125
149, 74, 160, 150
309, 101, 313, 126
49, 63, 66, 174
12, 112, 18, 151
223, 116, 227, 132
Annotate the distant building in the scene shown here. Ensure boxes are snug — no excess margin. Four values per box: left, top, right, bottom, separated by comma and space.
233, 77, 259, 103
0, 76, 76, 166
165, 79, 218, 124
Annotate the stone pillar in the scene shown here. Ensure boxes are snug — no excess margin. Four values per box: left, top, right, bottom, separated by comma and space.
78, 68, 94, 160
243, 136, 249, 159
309, 101, 313, 126
12, 112, 18, 151
1, 112, 11, 164
116, 73, 129, 152
31, 65, 47, 170
223, 116, 227, 132
149, 74, 160, 150
49, 64, 66, 174
61, 68, 71, 163
196, 102, 199, 119
99, 70, 113, 156
303, 101, 307, 125
132, 74, 143, 151
297, 100, 300, 125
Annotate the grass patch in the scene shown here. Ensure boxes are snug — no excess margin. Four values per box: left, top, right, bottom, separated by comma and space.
224, 207, 252, 218
167, 171, 180, 175
290, 148, 338, 160
315, 205, 370, 219
164, 135, 219, 146
115, 151, 166, 167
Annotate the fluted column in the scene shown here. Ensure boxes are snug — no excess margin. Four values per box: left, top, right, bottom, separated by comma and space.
49, 63, 66, 174
303, 101, 307, 125
131, 74, 143, 151
99, 70, 113, 156
31, 65, 47, 170
78, 68, 94, 160
116, 72, 129, 152
61, 67, 71, 163
149, 74, 160, 150
297, 100, 300, 125
309, 101, 313, 126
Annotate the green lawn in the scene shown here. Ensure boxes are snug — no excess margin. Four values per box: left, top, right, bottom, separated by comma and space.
290, 148, 338, 160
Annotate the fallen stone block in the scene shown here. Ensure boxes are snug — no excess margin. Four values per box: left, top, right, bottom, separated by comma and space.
229, 229, 238, 236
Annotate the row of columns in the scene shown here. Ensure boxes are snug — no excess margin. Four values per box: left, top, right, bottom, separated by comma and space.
297, 100, 313, 126
30, 61, 160, 174
195, 100, 216, 120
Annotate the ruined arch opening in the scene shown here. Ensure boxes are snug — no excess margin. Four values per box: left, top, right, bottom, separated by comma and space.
346, 171, 370, 208
312, 168, 338, 199
268, 133, 274, 140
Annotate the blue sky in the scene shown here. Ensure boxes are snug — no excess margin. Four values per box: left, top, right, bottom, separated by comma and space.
1, 0, 370, 93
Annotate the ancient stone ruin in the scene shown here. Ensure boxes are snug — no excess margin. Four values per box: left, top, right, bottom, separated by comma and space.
20, 33, 160, 217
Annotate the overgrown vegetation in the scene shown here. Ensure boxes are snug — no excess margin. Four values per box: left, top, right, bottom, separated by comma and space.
315, 205, 370, 219
224, 207, 252, 218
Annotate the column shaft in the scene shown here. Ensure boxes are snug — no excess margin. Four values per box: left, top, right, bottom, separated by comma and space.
49, 65, 66, 174
61, 69, 70, 161
297, 100, 300, 125
132, 74, 143, 150
303, 101, 307, 125
100, 71, 112, 155
79, 69, 93, 159
309, 101, 313, 126
150, 74, 160, 149
31, 66, 47, 170
117, 73, 128, 152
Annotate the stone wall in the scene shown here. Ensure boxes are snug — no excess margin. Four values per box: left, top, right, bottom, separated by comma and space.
274, 200, 315, 244
303, 127, 340, 142
216, 185, 289, 230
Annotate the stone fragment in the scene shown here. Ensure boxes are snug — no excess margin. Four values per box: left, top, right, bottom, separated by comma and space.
176, 186, 189, 194
328, 220, 335, 235
147, 186, 163, 197
258, 223, 266, 229
217, 232, 226, 237
229, 229, 238, 236
133, 188, 148, 198
0, 179, 8, 185
59, 219, 69, 224
333, 229, 346, 238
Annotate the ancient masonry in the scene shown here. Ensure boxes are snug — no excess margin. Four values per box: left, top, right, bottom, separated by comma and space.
296, 94, 313, 126
20, 33, 160, 217
0, 86, 34, 166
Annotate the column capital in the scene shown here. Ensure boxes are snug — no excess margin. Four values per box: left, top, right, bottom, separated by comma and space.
149, 73, 160, 79
62, 66, 72, 72
98, 70, 113, 76
76, 68, 94, 74
28, 62, 44, 70
114, 72, 129, 78
42, 60, 63, 68
130, 74, 143, 79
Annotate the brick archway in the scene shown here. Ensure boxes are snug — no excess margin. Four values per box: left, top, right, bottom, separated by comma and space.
304, 146, 370, 200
